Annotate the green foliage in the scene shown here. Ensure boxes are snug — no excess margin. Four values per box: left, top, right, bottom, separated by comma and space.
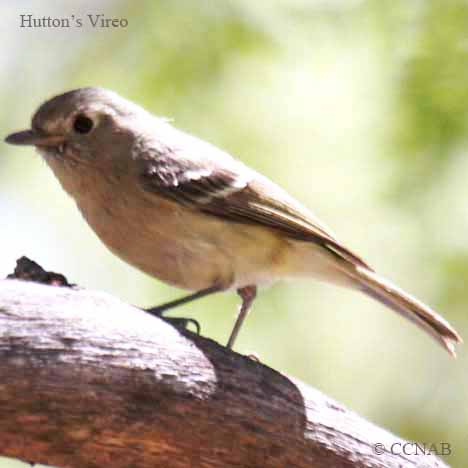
391, 0, 468, 196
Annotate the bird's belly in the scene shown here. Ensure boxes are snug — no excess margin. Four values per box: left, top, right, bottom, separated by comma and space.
75, 189, 282, 291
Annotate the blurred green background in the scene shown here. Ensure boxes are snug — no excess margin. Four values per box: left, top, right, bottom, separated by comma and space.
1, 0, 467, 466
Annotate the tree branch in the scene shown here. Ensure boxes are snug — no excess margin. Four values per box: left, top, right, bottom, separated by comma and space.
0, 278, 448, 468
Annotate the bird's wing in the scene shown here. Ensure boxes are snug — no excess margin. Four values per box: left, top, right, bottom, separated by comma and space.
138, 134, 371, 270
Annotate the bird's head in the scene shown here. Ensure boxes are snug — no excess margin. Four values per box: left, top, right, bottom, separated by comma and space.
5, 87, 153, 167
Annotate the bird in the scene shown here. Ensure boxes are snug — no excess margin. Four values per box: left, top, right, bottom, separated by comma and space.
5, 87, 462, 355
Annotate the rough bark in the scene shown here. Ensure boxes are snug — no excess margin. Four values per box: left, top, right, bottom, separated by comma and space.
0, 279, 448, 468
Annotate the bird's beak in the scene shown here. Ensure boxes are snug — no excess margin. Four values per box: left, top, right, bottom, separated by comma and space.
5, 130, 65, 147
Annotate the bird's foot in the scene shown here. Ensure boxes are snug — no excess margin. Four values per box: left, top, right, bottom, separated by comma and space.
145, 305, 201, 334
143, 286, 221, 334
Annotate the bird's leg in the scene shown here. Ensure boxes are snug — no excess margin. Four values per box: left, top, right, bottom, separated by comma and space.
226, 285, 257, 349
145, 286, 221, 334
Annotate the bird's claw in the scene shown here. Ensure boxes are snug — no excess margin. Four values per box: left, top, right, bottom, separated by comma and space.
144, 308, 201, 335
162, 316, 201, 335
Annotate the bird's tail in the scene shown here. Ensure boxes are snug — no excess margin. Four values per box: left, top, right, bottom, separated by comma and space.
345, 265, 462, 356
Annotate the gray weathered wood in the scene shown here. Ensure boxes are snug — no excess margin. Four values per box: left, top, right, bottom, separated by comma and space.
0, 279, 448, 468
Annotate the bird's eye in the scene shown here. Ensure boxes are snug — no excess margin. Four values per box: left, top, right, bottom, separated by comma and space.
73, 114, 94, 134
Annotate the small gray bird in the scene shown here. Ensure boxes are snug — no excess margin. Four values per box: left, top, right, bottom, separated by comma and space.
5, 87, 462, 354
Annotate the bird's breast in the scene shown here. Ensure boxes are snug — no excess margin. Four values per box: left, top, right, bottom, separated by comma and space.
56, 167, 280, 292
